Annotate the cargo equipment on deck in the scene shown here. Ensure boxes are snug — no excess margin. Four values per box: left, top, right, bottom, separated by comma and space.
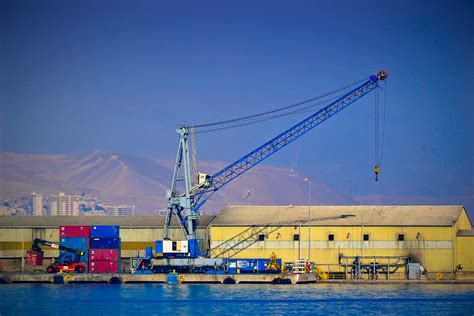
29, 238, 87, 273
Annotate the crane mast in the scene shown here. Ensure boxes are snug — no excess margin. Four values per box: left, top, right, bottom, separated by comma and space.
163, 70, 388, 257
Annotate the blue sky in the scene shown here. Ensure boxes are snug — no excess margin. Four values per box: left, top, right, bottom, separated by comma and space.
1, 0, 473, 214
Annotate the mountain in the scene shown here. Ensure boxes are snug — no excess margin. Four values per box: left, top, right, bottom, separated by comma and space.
0, 151, 354, 214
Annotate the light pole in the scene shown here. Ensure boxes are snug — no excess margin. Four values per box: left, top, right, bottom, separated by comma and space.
304, 177, 311, 260
242, 189, 255, 206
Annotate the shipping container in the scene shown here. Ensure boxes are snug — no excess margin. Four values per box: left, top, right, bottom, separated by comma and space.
25, 250, 43, 265
60, 226, 90, 238
89, 260, 118, 273
89, 249, 119, 261
90, 226, 120, 238
59, 237, 90, 250
90, 237, 121, 249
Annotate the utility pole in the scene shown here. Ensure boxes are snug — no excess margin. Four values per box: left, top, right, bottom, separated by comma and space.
304, 177, 311, 260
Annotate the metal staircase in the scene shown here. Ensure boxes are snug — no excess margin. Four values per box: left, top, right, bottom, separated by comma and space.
210, 225, 281, 258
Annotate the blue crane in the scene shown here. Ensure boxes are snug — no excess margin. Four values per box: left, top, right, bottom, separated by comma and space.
162, 70, 388, 258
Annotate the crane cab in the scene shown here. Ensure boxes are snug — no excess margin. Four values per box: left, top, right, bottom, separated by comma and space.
197, 173, 212, 188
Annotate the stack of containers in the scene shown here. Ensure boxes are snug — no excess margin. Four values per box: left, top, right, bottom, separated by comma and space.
89, 226, 121, 273
25, 250, 43, 265
59, 226, 90, 270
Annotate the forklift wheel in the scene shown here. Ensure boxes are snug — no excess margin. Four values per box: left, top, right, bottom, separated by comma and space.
47, 267, 54, 273
75, 266, 85, 273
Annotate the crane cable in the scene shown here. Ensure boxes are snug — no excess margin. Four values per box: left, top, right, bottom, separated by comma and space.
187, 77, 367, 131
193, 92, 347, 134
374, 80, 387, 181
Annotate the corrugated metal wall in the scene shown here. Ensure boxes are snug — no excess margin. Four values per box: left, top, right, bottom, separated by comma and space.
210, 225, 462, 272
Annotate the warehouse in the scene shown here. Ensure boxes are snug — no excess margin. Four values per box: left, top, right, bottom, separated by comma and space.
210, 205, 474, 276
0, 205, 472, 278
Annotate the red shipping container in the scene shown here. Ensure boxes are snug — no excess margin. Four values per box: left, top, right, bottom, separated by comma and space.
89, 260, 118, 273
59, 226, 91, 238
25, 250, 43, 265
89, 249, 119, 261
60, 226, 90, 238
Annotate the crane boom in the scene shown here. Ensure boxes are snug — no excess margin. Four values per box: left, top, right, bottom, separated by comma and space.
163, 70, 388, 257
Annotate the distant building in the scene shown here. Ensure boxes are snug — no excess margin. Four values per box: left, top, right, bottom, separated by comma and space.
104, 205, 135, 216
49, 192, 80, 216
0, 206, 10, 216
30, 192, 43, 216
83, 209, 106, 216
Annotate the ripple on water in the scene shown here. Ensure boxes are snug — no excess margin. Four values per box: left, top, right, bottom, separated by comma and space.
0, 283, 473, 315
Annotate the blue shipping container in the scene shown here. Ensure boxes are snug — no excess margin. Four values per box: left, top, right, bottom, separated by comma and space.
90, 226, 120, 238
59, 237, 89, 250
59, 249, 89, 265
90, 237, 121, 249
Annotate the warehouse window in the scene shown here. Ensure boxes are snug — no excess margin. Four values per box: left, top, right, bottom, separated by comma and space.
328, 234, 335, 241
398, 233, 405, 241
258, 234, 265, 241
293, 234, 300, 241
363, 234, 370, 241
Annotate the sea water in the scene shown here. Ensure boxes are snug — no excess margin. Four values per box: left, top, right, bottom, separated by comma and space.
1, 283, 473, 315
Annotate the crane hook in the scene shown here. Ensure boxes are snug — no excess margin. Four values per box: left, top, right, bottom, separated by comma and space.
374, 165, 380, 181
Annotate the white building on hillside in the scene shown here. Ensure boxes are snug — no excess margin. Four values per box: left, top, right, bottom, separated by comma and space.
49, 192, 80, 216
30, 192, 43, 216
104, 205, 135, 216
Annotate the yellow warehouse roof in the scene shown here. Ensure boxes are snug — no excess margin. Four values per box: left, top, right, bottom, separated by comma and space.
212, 205, 467, 227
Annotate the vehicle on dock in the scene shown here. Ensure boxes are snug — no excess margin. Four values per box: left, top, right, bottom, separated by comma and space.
29, 238, 87, 273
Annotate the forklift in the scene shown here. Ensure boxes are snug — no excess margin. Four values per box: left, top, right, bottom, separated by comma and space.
30, 238, 87, 273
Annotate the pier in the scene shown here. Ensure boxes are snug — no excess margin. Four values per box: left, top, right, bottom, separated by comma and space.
1, 273, 473, 285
